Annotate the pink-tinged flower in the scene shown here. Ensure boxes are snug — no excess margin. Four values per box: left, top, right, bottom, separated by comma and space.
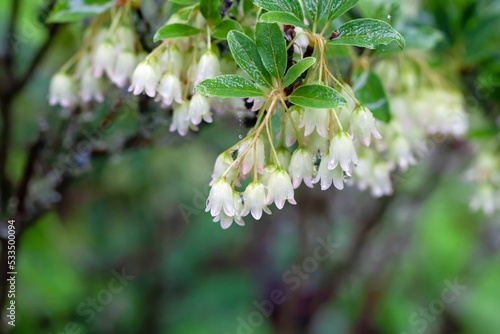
328, 131, 358, 173
314, 153, 345, 190
188, 94, 212, 125
288, 148, 314, 188
350, 105, 382, 146
195, 51, 220, 85
128, 57, 160, 97
206, 178, 235, 217
213, 192, 245, 229
266, 168, 296, 209
299, 107, 330, 138
157, 73, 183, 106
169, 102, 193, 136
237, 137, 265, 176
242, 181, 271, 220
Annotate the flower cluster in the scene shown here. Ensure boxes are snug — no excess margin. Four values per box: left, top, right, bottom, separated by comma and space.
48, 4, 140, 107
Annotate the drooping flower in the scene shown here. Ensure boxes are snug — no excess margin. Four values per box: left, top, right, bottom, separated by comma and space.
92, 40, 116, 78
288, 148, 314, 188
128, 56, 160, 97
299, 107, 330, 138
188, 93, 212, 125
210, 152, 236, 186
266, 167, 296, 209
328, 131, 358, 173
80, 68, 104, 103
110, 51, 137, 88
242, 181, 271, 219
214, 192, 245, 229
157, 73, 183, 106
206, 178, 235, 217
237, 137, 265, 176
350, 105, 382, 146
314, 153, 345, 190
48, 72, 78, 107
195, 51, 221, 85
169, 102, 192, 136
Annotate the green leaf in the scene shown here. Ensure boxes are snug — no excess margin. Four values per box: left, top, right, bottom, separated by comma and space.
328, 18, 405, 49
169, 0, 196, 4
289, 84, 346, 109
353, 70, 391, 122
260, 11, 307, 30
255, 22, 287, 80
194, 75, 265, 98
326, 0, 359, 23
253, 0, 304, 21
212, 20, 243, 39
153, 23, 200, 42
227, 31, 273, 88
47, 0, 114, 23
282, 57, 316, 87
200, 0, 223, 26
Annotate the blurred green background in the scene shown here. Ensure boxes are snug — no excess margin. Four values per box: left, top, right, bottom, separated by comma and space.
1, 0, 499, 333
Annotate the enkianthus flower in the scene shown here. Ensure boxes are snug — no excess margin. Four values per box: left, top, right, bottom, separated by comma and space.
299, 108, 330, 138
242, 181, 272, 219
115, 25, 136, 51
128, 56, 160, 97
206, 178, 235, 217
288, 148, 315, 188
157, 73, 183, 106
48, 72, 78, 107
195, 51, 221, 85
92, 40, 116, 78
350, 105, 382, 146
389, 135, 416, 171
237, 137, 265, 176
169, 102, 193, 136
315, 153, 345, 190
266, 167, 296, 209
354, 154, 393, 198
210, 152, 236, 186
282, 106, 302, 147
80, 68, 104, 103
214, 192, 245, 229
328, 131, 358, 173
160, 47, 184, 76
111, 51, 137, 88
469, 184, 497, 216
188, 94, 212, 125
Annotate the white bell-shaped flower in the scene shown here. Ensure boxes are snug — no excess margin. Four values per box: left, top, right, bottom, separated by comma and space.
157, 73, 183, 106
238, 137, 265, 176
110, 51, 137, 88
206, 178, 236, 217
288, 148, 314, 188
328, 131, 358, 173
266, 168, 296, 209
213, 192, 245, 229
128, 57, 160, 97
195, 51, 221, 85
188, 94, 212, 125
169, 102, 192, 136
299, 107, 330, 138
242, 181, 271, 219
92, 40, 116, 78
350, 105, 382, 146
80, 68, 104, 103
314, 153, 345, 190
48, 72, 78, 107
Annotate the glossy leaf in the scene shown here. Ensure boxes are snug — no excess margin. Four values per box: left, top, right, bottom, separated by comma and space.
200, 0, 223, 26
260, 11, 307, 30
326, 0, 359, 23
153, 24, 200, 42
47, 0, 113, 23
352, 70, 391, 122
328, 18, 405, 49
227, 31, 273, 88
194, 75, 265, 98
212, 20, 244, 39
282, 57, 316, 87
253, 0, 303, 21
289, 84, 346, 109
255, 22, 287, 80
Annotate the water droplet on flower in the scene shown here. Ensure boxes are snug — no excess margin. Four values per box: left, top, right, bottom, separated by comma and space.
239, 135, 243, 139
